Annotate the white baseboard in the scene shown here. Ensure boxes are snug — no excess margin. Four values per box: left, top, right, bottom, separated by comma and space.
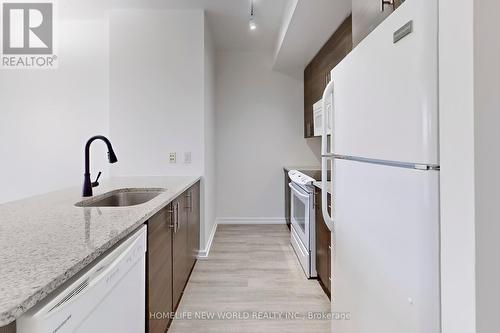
197, 218, 287, 259
197, 222, 217, 259
216, 217, 287, 225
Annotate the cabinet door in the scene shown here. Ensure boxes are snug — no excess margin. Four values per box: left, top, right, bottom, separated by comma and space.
352, 0, 403, 46
147, 207, 173, 333
315, 189, 331, 298
172, 194, 190, 311
187, 182, 200, 270
0, 322, 16, 333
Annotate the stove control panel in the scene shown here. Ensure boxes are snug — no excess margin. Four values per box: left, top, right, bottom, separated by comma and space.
288, 170, 315, 185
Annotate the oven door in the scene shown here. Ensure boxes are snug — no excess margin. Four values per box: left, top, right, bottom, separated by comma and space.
289, 182, 311, 248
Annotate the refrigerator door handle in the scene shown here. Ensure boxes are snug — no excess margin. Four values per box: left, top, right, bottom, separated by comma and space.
321, 79, 334, 156
321, 79, 335, 231
321, 156, 335, 231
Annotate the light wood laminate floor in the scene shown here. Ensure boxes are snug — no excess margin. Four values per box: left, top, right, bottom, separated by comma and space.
169, 225, 331, 333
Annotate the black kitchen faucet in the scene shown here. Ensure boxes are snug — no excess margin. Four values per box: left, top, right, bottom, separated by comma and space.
82, 135, 118, 197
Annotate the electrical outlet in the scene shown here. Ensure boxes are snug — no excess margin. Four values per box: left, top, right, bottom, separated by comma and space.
184, 152, 192, 164
169, 152, 176, 163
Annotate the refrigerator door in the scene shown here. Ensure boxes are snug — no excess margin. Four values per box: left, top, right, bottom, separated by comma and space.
332, 159, 440, 333
330, 0, 438, 165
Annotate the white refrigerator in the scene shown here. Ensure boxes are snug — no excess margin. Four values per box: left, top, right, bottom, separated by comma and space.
320, 0, 441, 332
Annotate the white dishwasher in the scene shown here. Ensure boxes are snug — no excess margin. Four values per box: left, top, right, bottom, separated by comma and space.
17, 225, 147, 333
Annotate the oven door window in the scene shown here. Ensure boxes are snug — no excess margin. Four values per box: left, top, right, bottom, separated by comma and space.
293, 194, 307, 234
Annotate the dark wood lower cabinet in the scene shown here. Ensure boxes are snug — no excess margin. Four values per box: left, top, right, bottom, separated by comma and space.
187, 183, 200, 270
147, 208, 173, 333
172, 194, 190, 311
284, 169, 291, 230
315, 188, 331, 298
147, 181, 200, 333
0, 322, 15, 333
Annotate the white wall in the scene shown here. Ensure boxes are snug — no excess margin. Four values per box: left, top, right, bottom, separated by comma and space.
109, 9, 204, 177
215, 51, 320, 221
474, 0, 500, 331
201, 15, 217, 251
109, 9, 216, 251
439, 0, 477, 332
0, 4, 110, 204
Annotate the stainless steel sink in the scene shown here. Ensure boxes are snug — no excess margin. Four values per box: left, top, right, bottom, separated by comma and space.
75, 188, 166, 207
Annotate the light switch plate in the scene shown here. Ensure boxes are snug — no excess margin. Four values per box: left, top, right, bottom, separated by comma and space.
184, 152, 192, 164
169, 152, 176, 163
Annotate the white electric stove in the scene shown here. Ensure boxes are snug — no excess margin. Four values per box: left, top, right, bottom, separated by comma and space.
288, 170, 316, 278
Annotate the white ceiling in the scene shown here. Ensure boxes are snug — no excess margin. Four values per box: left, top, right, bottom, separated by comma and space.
111, 0, 352, 75
273, 0, 352, 78
112, 0, 289, 53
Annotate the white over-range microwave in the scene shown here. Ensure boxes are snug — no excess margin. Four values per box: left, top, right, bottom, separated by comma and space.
313, 98, 332, 137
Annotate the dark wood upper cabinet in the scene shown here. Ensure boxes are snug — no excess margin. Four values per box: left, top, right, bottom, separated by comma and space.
352, 0, 403, 46
304, 15, 353, 138
304, 1, 405, 138
147, 207, 173, 333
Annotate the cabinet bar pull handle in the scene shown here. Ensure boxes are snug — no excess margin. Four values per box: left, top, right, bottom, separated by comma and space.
381, 0, 396, 11
168, 208, 175, 230
185, 191, 192, 211
175, 202, 180, 232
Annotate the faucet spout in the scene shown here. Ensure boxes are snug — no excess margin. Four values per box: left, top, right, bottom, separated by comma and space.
83, 135, 118, 197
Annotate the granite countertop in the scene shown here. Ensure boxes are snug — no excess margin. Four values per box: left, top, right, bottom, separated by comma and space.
313, 181, 333, 194
0, 176, 200, 327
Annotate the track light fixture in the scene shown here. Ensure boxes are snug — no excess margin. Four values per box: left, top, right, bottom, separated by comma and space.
249, 1, 256, 30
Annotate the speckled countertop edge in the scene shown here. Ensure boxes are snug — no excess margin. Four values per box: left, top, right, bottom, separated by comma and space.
0, 176, 200, 327
313, 181, 332, 194
283, 165, 321, 172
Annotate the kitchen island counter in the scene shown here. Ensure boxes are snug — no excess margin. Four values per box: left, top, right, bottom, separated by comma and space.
0, 176, 200, 327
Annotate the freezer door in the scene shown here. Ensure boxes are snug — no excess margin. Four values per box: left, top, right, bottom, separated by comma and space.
331, 0, 438, 165
332, 159, 440, 333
